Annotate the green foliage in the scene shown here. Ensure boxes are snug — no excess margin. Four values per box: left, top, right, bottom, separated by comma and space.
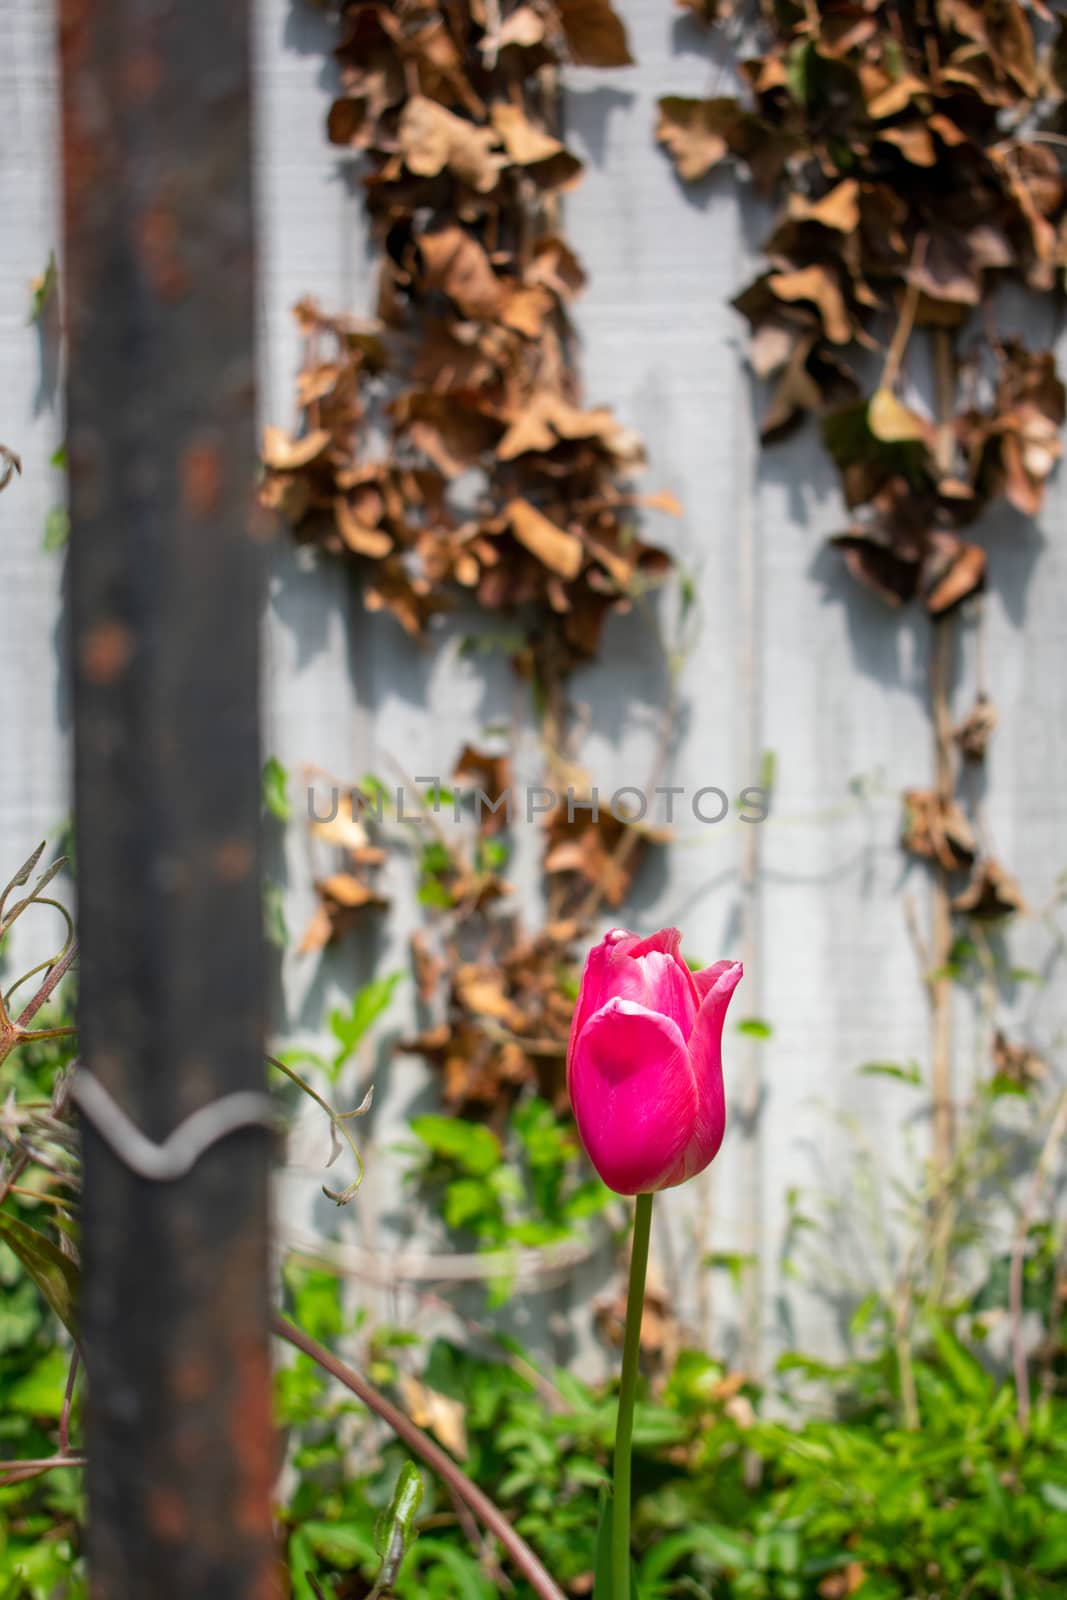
702, 1250, 757, 1291
367, 1462, 423, 1600
417, 840, 454, 909
262, 756, 292, 823
857, 1060, 922, 1087
275, 971, 404, 1088
3, 897, 1065, 1600
0, 1217, 78, 1342
735, 1019, 773, 1041
263, 880, 289, 949
406, 1096, 612, 1292
280, 1304, 1067, 1600
0, 1019, 83, 1599
328, 973, 404, 1081
277, 1061, 1067, 1600
42, 508, 69, 554
27, 253, 57, 325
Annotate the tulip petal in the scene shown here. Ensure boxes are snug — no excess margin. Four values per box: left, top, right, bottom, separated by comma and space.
683, 961, 743, 1178
569, 999, 696, 1195
693, 959, 738, 1000
626, 927, 682, 960
601, 951, 698, 1038
567, 934, 615, 1084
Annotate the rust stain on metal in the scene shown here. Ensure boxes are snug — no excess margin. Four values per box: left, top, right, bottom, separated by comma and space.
213, 838, 254, 884
181, 440, 224, 518
231, 1338, 276, 1539
57, 0, 97, 245
172, 1354, 213, 1404
136, 202, 189, 302
146, 1484, 190, 1543
121, 48, 164, 102
80, 621, 135, 685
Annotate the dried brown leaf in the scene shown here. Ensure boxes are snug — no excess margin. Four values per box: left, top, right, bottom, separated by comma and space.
952, 858, 1026, 920
491, 102, 565, 166
452, 744, 512, 833
901, 789, 977, 870
767, 265, 853, 345
398, 96, 504, 192
876, 123, 937, 167
786, 178, 860, 232
556, 0, 634, 68
312, 795, 369, 854
334, 496, 393, 557
923, 533, 986, 614
507, 497, 584, 577
832, 532, 920, 606
866, 74, 929, 120
656, 96, 740, 181
399, 1375, 468, 1458
955, 693, 997, 761
419, 226, 503, 320
992, 1029, 1047, 1088
262, 425, 331, 471
318, 873, 388, 910
0, 445, 22, 493
868, 388, 930, 445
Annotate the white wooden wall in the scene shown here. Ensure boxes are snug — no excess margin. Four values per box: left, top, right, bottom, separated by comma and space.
2, 0, 1065, 1375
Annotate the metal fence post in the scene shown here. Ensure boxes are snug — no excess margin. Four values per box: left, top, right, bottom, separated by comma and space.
60, 1, 276, 1593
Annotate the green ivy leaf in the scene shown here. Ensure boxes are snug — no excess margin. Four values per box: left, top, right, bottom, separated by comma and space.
262, 756, 291, 822
444, 1178, 492, 1230
28, 250, 57, 324
7, 1344, 70, 1419
857, 1060, 922, 1086
410, 1115, 501, 1177
0, 1213, 79, 1340
263, 880, 289, 949
703, 1250, 757, 1291
784, 40, 813, 105
329, 972, 403, 1077
43, 506, 70, 552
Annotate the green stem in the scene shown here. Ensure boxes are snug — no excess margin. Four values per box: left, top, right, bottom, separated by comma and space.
612, 1191, 653, 1600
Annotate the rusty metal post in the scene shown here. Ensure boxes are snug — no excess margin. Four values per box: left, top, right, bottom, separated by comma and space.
60, 2, 276, 1595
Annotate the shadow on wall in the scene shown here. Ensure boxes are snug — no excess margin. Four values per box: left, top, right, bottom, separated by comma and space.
562, 85, 635, 168
282, 0, 342, 79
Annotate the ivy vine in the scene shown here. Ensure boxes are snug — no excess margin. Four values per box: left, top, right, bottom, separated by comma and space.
658, 0, 1067, 1169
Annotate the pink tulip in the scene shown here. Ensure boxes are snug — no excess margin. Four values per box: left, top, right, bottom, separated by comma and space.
567, 927, 743, 1196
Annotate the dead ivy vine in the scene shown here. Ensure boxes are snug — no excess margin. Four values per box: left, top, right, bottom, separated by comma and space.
658, 0, 1067, 1168
262, 0, 675, 665
264, 1, 675, 1125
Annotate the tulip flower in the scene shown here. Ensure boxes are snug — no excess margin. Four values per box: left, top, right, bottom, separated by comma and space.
567, 926, 743, 1197
567, 926, 741, 1600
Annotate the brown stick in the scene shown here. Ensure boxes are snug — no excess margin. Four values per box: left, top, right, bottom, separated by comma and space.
929, 328, 958, 1182
880, 235, 926, 392
0, 941, 78, 1071
929, 618, 955, 1177
0, 1454, 86, 1487
273, 1315, 567, 1600
1010, 1089, 1067, 1431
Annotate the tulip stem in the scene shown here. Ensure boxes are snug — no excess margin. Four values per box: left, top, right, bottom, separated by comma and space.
612, 1190, 653, 1600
